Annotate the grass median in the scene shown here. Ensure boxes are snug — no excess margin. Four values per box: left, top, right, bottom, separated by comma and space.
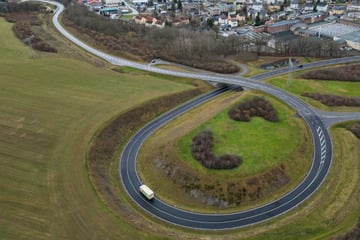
138, 91, 313, 212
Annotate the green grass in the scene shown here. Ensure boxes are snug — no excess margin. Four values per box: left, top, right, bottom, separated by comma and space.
242, 125, 360, 240
0, 18, 192, 240
177, 93, 305, 177
267, 72, 360, 111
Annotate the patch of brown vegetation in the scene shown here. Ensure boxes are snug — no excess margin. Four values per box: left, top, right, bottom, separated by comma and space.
302, 64, 360, 82
191, 129, 241, 169
301, 93, 360, 107
346, 123, 360, 139
3, 3, 57, 53
155, 154, 289, 207
332, 221, 360, 240
228, 96, 279, 122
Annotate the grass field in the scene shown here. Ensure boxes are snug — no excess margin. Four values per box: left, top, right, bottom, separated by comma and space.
0, 18, 193, 240
267, 72, 360, 111
177, 92, 307, 177
2, 12, 360, 240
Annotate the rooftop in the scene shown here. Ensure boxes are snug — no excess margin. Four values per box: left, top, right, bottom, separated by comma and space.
339, 30, 360, 43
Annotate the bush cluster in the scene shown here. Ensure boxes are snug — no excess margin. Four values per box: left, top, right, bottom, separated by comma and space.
228, 97, 279, 122
302, 64, 360, 82
0, 2, 44, 13
191, 129, 242, 169
3, 3, 57, 53
346, 123, 360, 139
333, 221, 360, 240
302, 93, 360, 107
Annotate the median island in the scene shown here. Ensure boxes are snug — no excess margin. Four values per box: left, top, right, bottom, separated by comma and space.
137, 92, 313, 212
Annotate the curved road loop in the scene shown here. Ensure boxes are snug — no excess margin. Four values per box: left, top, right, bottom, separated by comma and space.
44, 0, 360, 229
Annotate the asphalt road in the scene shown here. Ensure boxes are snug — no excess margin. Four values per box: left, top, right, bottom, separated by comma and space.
43, 0, 360, 229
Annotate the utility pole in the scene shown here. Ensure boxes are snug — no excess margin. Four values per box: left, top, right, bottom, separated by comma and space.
287, 57, 293, 87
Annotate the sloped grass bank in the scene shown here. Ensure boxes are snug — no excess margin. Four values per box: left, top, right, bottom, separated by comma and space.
267, 71, 360, 112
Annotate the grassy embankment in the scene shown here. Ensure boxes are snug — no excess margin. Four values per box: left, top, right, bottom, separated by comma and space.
0, 18, 194, 240
243, 125, 360, 240
243, 57, 321, 77
267, 70, 360, 112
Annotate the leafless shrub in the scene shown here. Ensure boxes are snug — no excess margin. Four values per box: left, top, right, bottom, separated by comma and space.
302, 64, 360, 82
302, 93, 360, 107
346, 123, 360, 139
228, 97, 279, 122
191, 129, 242, 169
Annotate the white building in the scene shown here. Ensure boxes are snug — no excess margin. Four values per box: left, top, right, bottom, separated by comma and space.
132, 0, 148, 5
347, 3, 360, 12
252, 2, 263, 11
290, 0, 299, 10
317, 2, 328, 12
103, 0, 123, 7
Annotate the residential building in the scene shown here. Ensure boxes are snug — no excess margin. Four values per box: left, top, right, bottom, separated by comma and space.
290, 0, 299, 9
298, 12, 328, 24
252, 2, 263, 11
317, 2, 328, 12
338, 30, 360, 50
347, 3, 360, 12
228, 18, 238, 27
208, 6, 220, 16
304, 3, 313, 11
218, 14, 228, 24
103, 0, 123, 7
331, 5, 346, 16
265, 19, 299, 33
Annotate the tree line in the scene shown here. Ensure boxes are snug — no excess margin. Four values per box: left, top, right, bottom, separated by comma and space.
62, 5, 351, 73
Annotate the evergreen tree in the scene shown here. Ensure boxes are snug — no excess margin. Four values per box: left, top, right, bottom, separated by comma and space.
255, 12, 261, 26
171, 0, 175, 11
177, 0, 182, 10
